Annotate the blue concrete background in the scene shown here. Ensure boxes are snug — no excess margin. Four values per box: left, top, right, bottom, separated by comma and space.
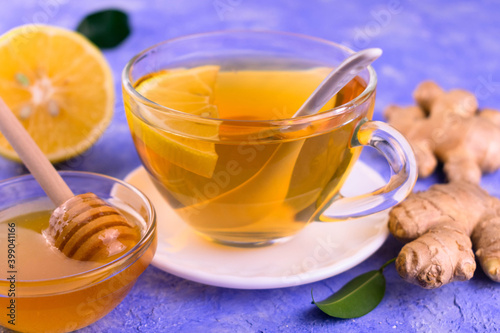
1, 0, 500, 332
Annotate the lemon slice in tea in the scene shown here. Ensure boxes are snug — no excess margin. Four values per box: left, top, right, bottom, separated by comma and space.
132, 65, 220, 178
0, 24, 114, 163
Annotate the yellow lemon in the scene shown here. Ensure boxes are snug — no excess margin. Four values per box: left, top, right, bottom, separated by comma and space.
0, 24, 114, 163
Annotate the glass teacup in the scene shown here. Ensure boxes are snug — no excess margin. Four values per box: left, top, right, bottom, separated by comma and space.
122, 31, 416, 246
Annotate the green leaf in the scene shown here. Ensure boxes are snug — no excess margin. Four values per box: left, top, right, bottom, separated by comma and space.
76, 9, 130, 49
311, 258, 395, 319
312, 270, 385, 318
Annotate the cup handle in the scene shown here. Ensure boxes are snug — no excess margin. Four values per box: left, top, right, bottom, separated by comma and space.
319, 119, 417, 221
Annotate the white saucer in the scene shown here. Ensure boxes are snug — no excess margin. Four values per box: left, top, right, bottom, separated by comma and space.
124, 161, 389, 289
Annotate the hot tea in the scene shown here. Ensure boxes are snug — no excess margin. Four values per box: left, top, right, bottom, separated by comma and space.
125, 64, 369, 244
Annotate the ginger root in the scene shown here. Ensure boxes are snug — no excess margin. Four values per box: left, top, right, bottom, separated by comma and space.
385, 80, 500, 183
389, 181, 500, 288
386, 81, 500, 288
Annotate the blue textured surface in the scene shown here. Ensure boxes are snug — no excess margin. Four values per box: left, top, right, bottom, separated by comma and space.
1, 1, 500, 332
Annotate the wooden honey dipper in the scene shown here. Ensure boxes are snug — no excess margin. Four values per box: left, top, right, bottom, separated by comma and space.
0, 98, 139, 261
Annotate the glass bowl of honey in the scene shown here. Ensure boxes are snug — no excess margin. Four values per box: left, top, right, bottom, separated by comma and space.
0, 171, 157, 333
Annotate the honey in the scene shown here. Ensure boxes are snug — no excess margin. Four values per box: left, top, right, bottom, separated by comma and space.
0, 199, 154, 333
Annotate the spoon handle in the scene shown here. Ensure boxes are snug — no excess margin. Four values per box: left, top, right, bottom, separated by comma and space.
293, 48, 382, 118
0, 97, 74, 206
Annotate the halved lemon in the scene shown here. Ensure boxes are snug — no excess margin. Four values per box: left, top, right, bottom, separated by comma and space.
132, 65, 220, 178
0, 24, 114, 162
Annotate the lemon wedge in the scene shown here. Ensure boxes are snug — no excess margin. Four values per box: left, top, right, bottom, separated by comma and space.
132, 65, 220, 178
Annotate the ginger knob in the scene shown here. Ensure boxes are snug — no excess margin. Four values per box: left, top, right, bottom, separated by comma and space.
385, 80, 500, 183
389, 181, 500, 288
